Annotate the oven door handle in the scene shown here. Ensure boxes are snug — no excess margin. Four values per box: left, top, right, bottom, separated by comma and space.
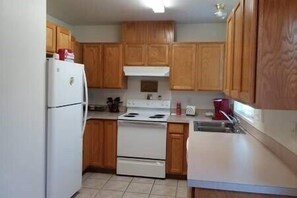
118, 120, 167, 128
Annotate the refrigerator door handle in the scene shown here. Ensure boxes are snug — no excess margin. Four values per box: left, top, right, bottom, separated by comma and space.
82, 67, 88, 137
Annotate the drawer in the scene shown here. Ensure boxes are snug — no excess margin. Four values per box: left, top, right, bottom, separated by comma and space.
168, 123, 184, 134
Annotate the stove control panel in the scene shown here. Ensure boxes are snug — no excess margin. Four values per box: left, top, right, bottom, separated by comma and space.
126, 99, 171, 109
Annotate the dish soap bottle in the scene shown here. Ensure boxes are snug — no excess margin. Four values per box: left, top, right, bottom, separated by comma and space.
176, 101, 181, 116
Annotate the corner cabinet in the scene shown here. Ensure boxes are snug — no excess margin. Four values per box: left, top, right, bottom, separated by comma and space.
196, 43, 225, 91
170, 44, 196, 90
46, 21, 56, 53
166, 123, 189, 176
224, 0, 297, 109
171, 43, 224, 91
83, 120, 117, 172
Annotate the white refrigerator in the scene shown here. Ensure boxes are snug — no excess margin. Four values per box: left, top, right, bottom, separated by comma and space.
46, 58, 88, 198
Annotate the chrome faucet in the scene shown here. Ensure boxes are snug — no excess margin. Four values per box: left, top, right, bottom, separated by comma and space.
219, 110, 240, 132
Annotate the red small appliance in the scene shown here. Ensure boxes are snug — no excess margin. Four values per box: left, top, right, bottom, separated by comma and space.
213, 98, 231, 120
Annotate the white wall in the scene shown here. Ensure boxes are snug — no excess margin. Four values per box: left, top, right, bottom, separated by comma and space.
71, 23, 226, 42
89, 77, 223, 110
73, 25, 121, 42
47, 14, 74, 32
0, 1, 46, 198
176, 23, 226, 42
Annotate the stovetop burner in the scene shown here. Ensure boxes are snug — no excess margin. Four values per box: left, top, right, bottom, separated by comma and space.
154, 114, 165, 116
127, 113, 139, 116
149, 115, 165, 119
124, 115, 136, 117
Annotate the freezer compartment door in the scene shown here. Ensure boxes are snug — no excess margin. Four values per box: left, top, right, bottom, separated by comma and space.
47, 104, 83, 198
117, 157, 165, 178
48, 59, 84, 107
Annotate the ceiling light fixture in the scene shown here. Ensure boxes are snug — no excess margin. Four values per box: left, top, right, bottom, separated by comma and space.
214, 3, 227, 19
146, 0, 165, 13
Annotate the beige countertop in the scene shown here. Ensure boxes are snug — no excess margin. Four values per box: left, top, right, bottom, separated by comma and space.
87, 111, 124, 120
168, 110, 214, 123
187, 121, 297, 196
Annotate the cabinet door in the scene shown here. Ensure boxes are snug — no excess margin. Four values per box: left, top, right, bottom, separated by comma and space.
82, 121, 92, 171
171, 44, 196, 90
103, 44, 124, 88
71, 37, 83, 64
83, 44, 103, 88
56, 26, 71, 50
124, 44, 146, 65
147, 44, 170, 66
256, 0, 297, 109
197, 43, 225, 91
240, 0, 257, 104
167, 133, 184, 175
230, 0, 244, 99
182, 124, 189, 175
46, 21, 56, 53
224, 12, 235, 96
122, 22, 147, 43
90, 120, 104, 167
103, 121, 117, 169
147, 21, 174, 43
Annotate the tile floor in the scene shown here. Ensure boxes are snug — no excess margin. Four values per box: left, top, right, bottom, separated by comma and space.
76, 172, 191, 198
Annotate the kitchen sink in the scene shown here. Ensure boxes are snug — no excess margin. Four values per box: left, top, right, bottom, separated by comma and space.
193, 121, 246, 134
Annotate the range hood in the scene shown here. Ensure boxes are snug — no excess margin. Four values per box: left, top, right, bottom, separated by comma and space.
123, 66, 170, 77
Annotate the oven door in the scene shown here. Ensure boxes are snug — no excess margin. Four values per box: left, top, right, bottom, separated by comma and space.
117, 120, 167, 160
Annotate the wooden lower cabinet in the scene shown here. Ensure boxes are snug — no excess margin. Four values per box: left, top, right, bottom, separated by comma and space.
83, 119, 117, 172
166, 123, 189, 176
192, 188, 291, 198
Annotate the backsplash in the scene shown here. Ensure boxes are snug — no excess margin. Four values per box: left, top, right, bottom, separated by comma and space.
88, 77, 223, 109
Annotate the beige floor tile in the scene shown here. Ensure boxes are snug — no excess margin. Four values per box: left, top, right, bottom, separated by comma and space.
89, 173, 113, 180
76, 188, 99, 198
123, 192, 149, 198
132, 177, 155, 184
154, 179, 177, 186
177, 180, 188, 188
94, 190, 123, 198
151, 185, 176, 197
149, 195, 175, 198
102, 180, 130, 191
176, 187, 191, 198
82, 178, 107, 189
82, 172, 92, 181
126, 182, 153, 194
110, 175, 133, 182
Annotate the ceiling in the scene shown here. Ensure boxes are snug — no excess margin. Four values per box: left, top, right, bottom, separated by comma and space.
47, 0, 238, 25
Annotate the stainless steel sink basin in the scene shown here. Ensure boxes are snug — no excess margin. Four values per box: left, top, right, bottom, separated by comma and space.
193, 121, 246, 134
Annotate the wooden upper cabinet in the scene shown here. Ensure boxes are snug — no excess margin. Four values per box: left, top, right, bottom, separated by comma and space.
83, 44, 103, 88
224, 12, 235, 96
171, 44, 196, 90
147, 44, 170, 66
196, 43, 225, 91
122, 21, 174, 44
103, 44, 125, 89
71, 36, 83, 63
122, 22, 147, 43
103, 121, 117, 169
256, 0, 297, 109
147, 21, 174, 43
46, 21, 56, 53
56, 26, 72, 50
124, 44, 146, 65
230, 0, 244, 99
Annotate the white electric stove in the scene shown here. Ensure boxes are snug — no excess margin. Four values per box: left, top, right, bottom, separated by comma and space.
117, 99, 171, 178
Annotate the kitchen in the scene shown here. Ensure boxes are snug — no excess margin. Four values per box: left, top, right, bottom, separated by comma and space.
1, 0, 297, 198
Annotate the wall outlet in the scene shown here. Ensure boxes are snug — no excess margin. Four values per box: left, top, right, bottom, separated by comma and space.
291, 122, 297, 139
